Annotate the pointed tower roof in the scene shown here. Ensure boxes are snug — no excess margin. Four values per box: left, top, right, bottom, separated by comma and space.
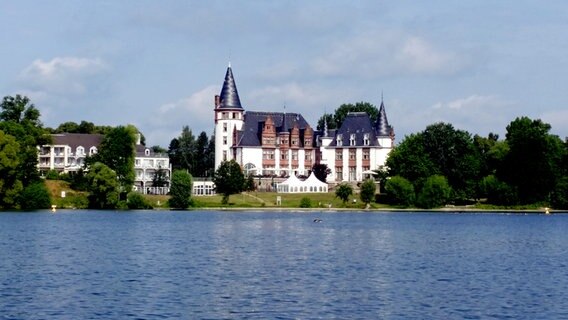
218, 65, 243, 109
376, 100, 391, 136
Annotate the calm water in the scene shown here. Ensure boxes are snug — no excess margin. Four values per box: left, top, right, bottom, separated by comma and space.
1, 210, 568, 319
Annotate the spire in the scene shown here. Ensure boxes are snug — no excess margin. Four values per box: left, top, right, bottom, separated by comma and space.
281, 111, 290, 133
376, 99, 391, 136
218, 65, 243, 109
324, 115, 328, 137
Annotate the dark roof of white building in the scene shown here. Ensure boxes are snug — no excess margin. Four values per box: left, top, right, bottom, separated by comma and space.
51, 133, 103, 149
327, 110, 394, 147
218, 66, 243, 110
235, 111, 312, 147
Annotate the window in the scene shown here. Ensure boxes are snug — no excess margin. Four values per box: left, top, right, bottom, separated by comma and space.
292, 139, 297, 145
335, 149, 343, 160
363, 133, 370, 146
336, 134, 343, 145
223, 136, 227, 145
145, 149, 150, 156
349, 167, 356, 181
281, 152, 288, 160
76, 146, 85, 156
305, 151, 312, 161
336, 167, 343, 181
363, 149, 370, 160
363, 166, 370, 172
263, 150, 275, 160
304, 139, 311, 146
222, 112, 228, 119
223, 123, 227, 132
350, 133, 356, 146
292, 150, 298, 161
89, 147, 97, 156
223, 151, 227, 161
349, 149, 356, 160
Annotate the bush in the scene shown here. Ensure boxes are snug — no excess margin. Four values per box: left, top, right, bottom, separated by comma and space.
126, 192, 153, 209
299, 197, 312, 208
169, 170, 193, 209
416, 175, 452, 209
385, 176, 415, 207
360, 179, 377, 204
20, 182, 52, 210
551, 177, 568, 209
335, 183, 353, 204
480, 175, 518, 205
45, 169, 60, 180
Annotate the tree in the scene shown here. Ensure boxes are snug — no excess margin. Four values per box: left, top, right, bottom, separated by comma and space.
86, 162, 120, 209
312, 163, 331, 182
551, 177, 568, 209
316, 113, 337, 131
213, 160, 245, 204
385, 176, 415, 207
152, 166, 169, 188
90, 125, 137, 192
0, 95, 50, 186
416, 175, 452, 209
335, 183, 353, 204
20, 182, 52, 210
386, 133, 436, 187
127, 192, 153, 209
169, 170, 193, 209
244, 174, 256, 192
194, 131, 210, 177
0, 130, 23, 209
360, 179, 376, 205
498, 117, 565, 204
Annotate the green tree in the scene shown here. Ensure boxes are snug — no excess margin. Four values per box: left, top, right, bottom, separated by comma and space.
384, 176, 415, 207
479, 175, 518, 206
550, 177, 568, 209
90, 125, 137, 192
312, 163, 331, 182
86, 162, 120, 209
316, 113, 337, 131
416, 175, 452, 209
169, 170, 193, 209
20, 182, 52, 210
386, 133, 436, 187
498, 117, 565, 204
0, 95, 50, 186
244, 173, 256, 192
360, 179, 376, 204
213, 160, 245, 204
0, 130, 23, 209
194, 131, 210, 177
152, 166, 169, 188
335, 183, 353, 204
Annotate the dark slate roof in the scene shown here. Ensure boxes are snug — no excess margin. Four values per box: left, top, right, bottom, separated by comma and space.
218, 66, 243, 109
329, 112, 379, 147
375, 101, 392, 136
51, 133, 103, 149
135, 145, 168, 158
235, 111, 311, 147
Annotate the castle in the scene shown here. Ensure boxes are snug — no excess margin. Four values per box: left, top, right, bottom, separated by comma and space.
213, 65, 395, 183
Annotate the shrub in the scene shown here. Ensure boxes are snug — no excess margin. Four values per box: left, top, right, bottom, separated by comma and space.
335, 183, 353, 204
126, 192, 153, 209
385, 176, 415, 207
551, 177, 568, 209
480, 175, 518, 205
416, 175, 452, 209
169, 170, 193, 209
299, 197, 312, 208
360, 179, 377, 204
20, 182, 52, 210
45, 169, 60, 180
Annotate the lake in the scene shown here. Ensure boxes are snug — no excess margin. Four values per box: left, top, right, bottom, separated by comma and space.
1, 210, 567, 319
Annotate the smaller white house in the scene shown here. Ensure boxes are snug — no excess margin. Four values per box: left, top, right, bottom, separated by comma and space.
277, 172, 328, 193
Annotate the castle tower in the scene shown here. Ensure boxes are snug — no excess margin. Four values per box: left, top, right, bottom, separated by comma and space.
214, 64, 244, 169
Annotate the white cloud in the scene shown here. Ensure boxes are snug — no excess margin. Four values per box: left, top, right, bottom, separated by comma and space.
142, 85, 218, 146
312, 30, 464, 78
20, 56, 109, 95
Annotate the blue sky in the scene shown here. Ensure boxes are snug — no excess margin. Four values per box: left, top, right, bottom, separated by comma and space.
2, 1, 567, 147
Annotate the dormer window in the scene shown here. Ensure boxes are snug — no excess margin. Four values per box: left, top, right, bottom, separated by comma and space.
89, 147, 98, 156
76, 146, 85, 156
363, 133, 370, 146
145, 149, 150, 156
337, 134, 343, 145
304, 138, 311, 146
350, 134, 356, 146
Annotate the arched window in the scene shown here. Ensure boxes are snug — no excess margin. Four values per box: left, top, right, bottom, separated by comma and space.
145, 149, 150, 156
243, 163, 256, 175
89, 147, 98, 156
76, 146, 85, 156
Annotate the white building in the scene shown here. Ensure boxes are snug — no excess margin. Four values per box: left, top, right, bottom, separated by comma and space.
38, 133, 172, 194
213, 65, 395, 183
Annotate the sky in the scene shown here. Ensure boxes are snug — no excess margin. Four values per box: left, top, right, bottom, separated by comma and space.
1, 1, 568, 147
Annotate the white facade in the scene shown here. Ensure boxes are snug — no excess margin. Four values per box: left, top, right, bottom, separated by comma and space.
214, 109, 244, 168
